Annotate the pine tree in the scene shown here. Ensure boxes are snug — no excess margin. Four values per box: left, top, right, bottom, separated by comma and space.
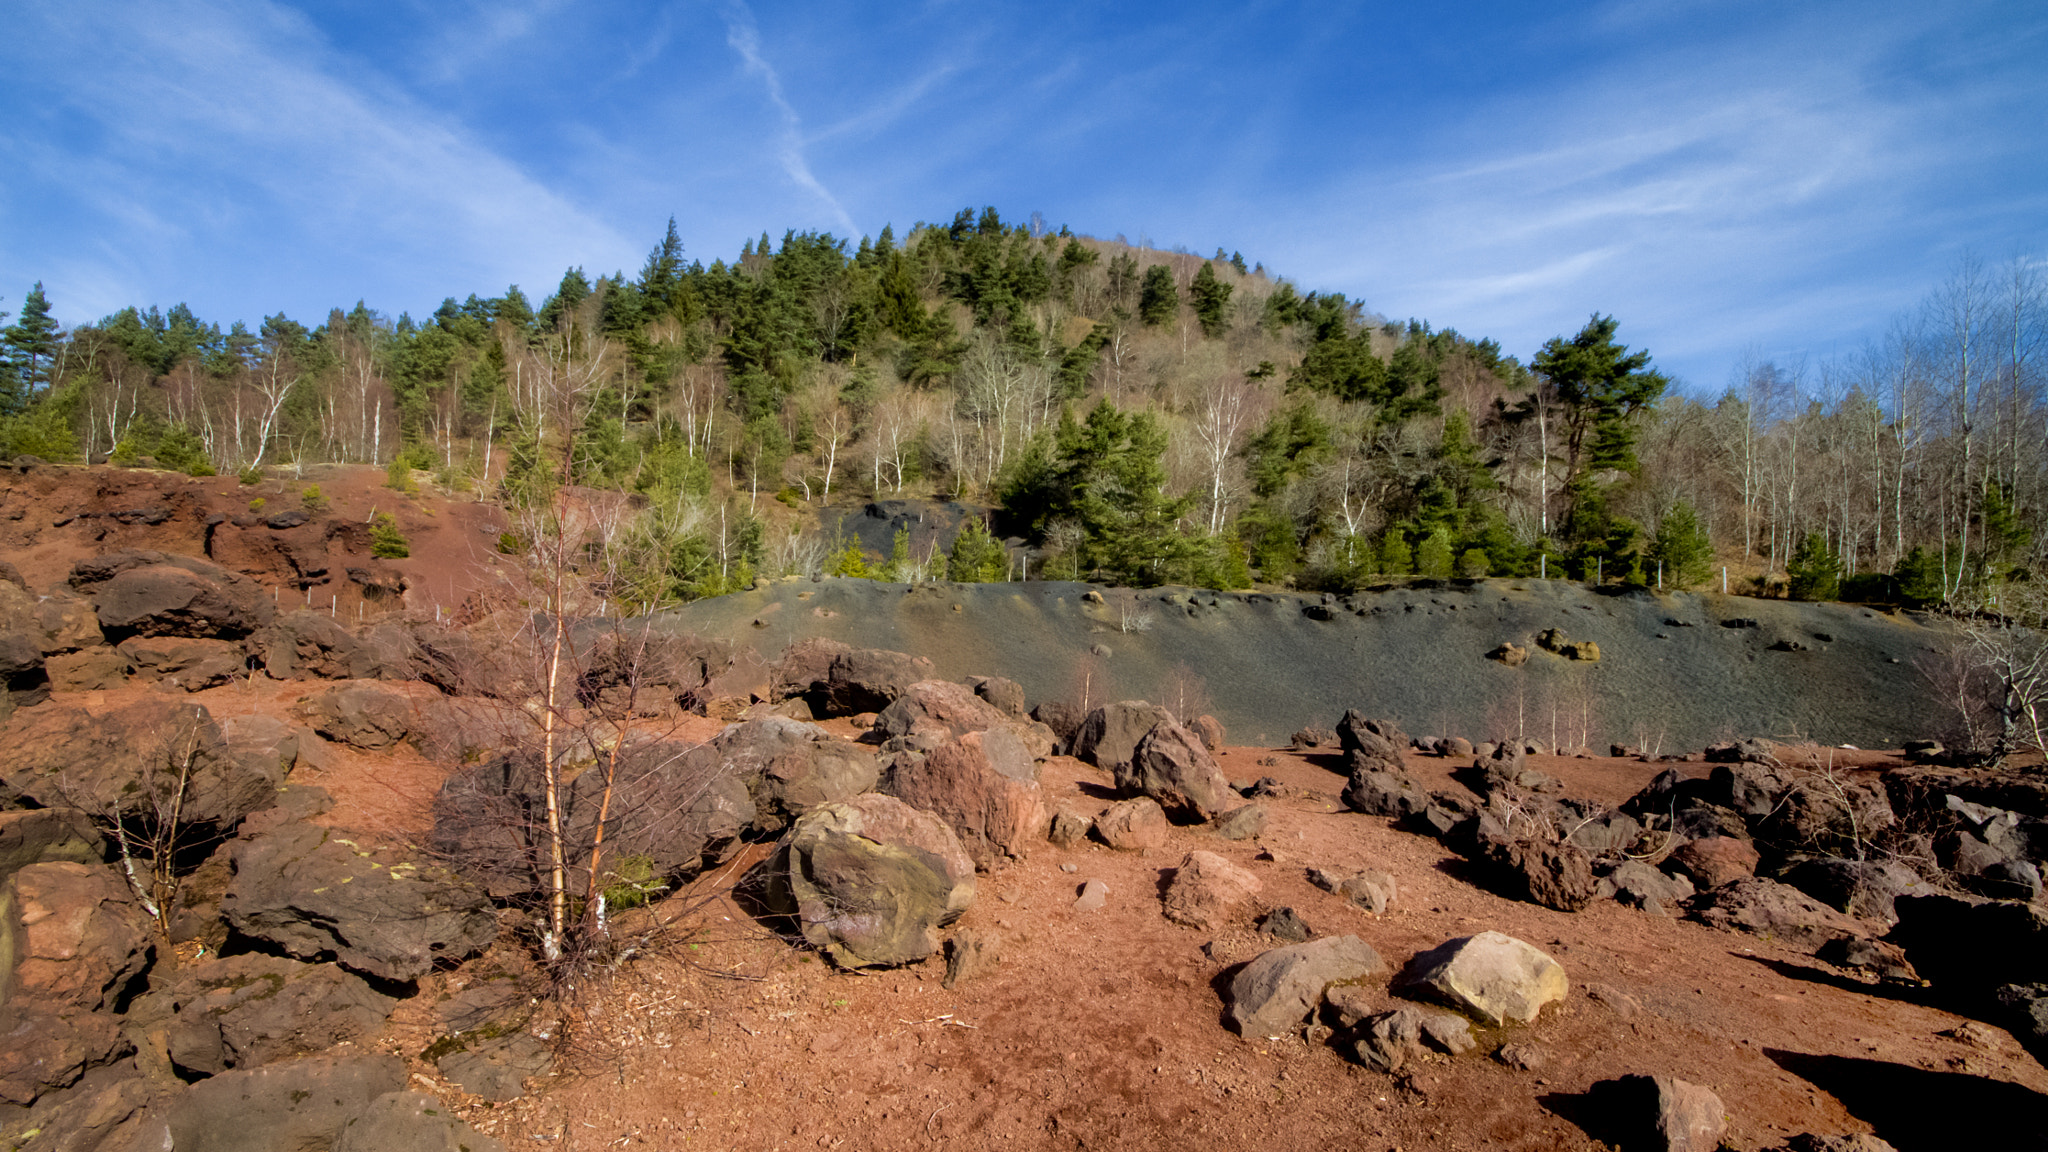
1137, 265, 1179, 328
1649, 501, 1714, 588
1787, 533, 1842, 602
2, 282, 62, 413
946, 517, 1005, 582
1189, 261, 1232, 338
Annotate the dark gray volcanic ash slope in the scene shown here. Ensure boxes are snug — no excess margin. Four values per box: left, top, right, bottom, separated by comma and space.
656, 577, 1955, 749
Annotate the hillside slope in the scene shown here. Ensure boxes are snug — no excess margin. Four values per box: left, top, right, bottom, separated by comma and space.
659, 576, 1953, 749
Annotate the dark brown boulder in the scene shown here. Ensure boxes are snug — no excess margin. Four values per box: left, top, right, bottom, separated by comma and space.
0, 698, 273, 833
145, 953, 397, 1075
1337, 711, 1409, 767
1120, 720, 1235, 821
761, 794, 976, 968
1072, 700, 1174, 773
68, 551, 275, 640
881, 729, 1046, 869
292, 680, 421, 749
1478, 837, 1598, 912
875, 680, 1009, 744
116, 635, 247, 690
1684, 877, 1867, 950
712, 716, 879, 831
223, 818, 496, 981
5, 861, 154, 1012
251, 609, 359, 679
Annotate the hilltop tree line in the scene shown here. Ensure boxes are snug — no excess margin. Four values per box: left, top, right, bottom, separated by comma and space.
0, 212, 2042, 609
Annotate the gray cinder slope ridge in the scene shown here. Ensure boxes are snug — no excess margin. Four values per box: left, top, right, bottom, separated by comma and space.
658, 578, 1951, 749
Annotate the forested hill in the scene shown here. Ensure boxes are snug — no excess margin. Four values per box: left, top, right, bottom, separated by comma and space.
0, 209, 2040, 617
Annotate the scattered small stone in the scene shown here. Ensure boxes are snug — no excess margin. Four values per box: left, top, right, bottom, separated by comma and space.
942, 929, 999, 989
1581, 982, 1642, 1019
1073, 879, 1108, 912
1308, 867, 1397, 914
1059, 862, 1077, 873
1495, 1043, 1546, 1071
1214, 803, 1269, 841
1256, 907, 1312, 943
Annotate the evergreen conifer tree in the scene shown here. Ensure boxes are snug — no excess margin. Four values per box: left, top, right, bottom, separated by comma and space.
2, 282, 61, 413
1138, 265, 1179, 328
1189, 262, 1232, 338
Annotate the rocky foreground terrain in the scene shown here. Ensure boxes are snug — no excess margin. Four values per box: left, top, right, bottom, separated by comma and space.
0, 464, 2044, 1151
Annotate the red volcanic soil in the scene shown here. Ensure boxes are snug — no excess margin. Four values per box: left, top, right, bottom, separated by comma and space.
303, 731, 2039, 1152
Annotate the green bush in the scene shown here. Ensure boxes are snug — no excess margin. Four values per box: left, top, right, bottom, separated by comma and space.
385, 455, 418, 495
248, 497, 267, 513
1787, 533, 1841, 602
946, 518, 1006, 583
238, 465, 264, 486
497, 531, 529, 556
599, 854, 667, 911
301, 484, 327, 512
369, 512, 410, 559
826, 543, 871, 578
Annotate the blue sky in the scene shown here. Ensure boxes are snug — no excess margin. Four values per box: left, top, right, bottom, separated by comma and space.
2, 0, 2042, 390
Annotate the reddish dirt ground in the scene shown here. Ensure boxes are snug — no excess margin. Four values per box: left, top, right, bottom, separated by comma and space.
13, 462, 2044, 1150
239, 723, 2039, 1152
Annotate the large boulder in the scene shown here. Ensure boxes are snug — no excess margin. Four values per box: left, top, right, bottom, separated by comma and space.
1667, 837, 1760, 889
4, 861, 154, 1012
1478, 838, 1598, 912
252, 609, 361, 679
1120, 720, 1235, 821
875, 680, 1009, 745
68, 551, 275, 641
1599, 860, 1696, 912
1683, 877, 1867, 951
293, 681, 421, 750
430, 740, 757, 900
1161, 850, 1263, 929
881, 730, 1047, 870
1071, 701, 1175, 773
146, 953, 397, 1075
1227, 935, 1386, 1038
116, 635, 247, 691
1095, 797, 1169, 850
1337, 711, 1408, 769
0, 808, 105, 885
0, 1007, 129, 1106
1342, 767, 1432, 820
818, 647, 933, 715
1706, 760, 1894, 855
334, 1090, 508, 1152
0, 698, 274, 833
763, 794, 976, 968
0, 1063, 159, 1151
1779, 857, 1933, 924
1887, 894, 2048, 1000
147, 1054, 409, 1152
710, 717, 879, 832
223, 817, 497, 981
1400, 931, 1568, 1026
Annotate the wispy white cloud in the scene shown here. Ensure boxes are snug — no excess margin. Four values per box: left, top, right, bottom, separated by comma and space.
1, 0, 633, 320
719, 1, 860, 237
1269, 8, 2029, 385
